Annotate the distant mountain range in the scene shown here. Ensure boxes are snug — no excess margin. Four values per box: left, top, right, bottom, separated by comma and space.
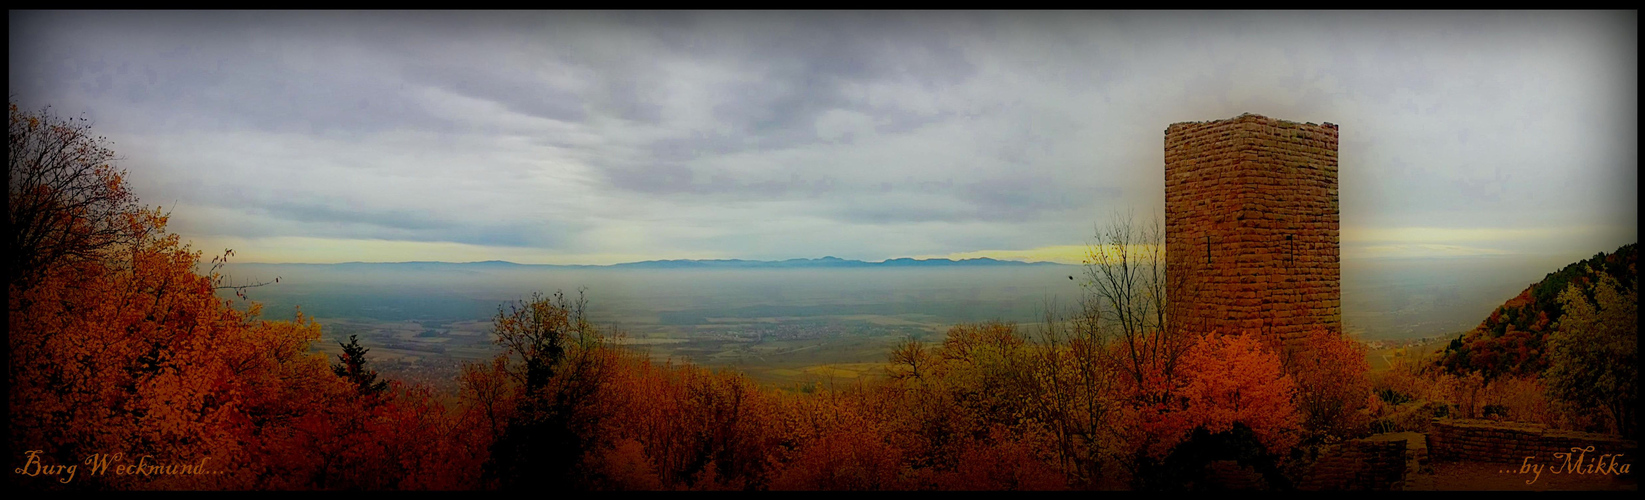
243, 256, 1070, 269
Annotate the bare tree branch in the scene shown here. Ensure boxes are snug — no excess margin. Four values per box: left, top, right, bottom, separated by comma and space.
8, 101, 141, 298
1076, 209, 1199, 402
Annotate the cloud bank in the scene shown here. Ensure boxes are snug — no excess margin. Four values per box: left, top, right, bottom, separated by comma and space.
9, 11, 1636, 263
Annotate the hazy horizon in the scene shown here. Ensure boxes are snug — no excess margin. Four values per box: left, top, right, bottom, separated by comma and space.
228, 254, 1074, 265
214, 247, 1622, 343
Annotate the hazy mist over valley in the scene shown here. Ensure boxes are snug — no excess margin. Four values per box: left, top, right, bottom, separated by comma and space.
221, 261, 1089, 386
212, 251, 1584, 388
228, 262, 1075, 321
226, 254, 1578, 338
1340, 254, 1582, 340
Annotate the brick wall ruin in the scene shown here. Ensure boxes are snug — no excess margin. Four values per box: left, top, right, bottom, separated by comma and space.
1164, 113, 1340, 346
1428, 418, 1640, 465
1199, 433, 1421, 490
1296, 437, 1409, 491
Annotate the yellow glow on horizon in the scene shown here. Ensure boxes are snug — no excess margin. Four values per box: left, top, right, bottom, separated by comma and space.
1341, 226, 1570, 244
916, 244, 1165, 265
184, 223, 1617, 266
191, 234, 1138, 267
1347, 243, 1514, 259
1340, 225, 1624, 259
914, 245, 1085, 265
198, 236, 1164, 267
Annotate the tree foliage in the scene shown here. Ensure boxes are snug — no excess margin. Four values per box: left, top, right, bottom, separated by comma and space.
1544, 268, 1637, 437
7, 102, 140, 293
1438, 244, 1637, 379
8, 101, 488, 491
481, 290, 619, 490
332, 334, 390, 398
1079, 210, 1196, 394
1282, 326, 1372, 442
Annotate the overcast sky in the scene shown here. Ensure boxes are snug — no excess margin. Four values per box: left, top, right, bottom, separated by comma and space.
9, 11, 1637, 265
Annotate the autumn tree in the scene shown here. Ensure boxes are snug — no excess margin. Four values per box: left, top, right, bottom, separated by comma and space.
766, 384, 910, 491
1545, 268, 1637, 437
934, 321, 1038, 433
887, 336, 935, 382
482, 289, 618, 490
1079, 210, 1191, 391
1436, 244, 1636, 380
7, 100, 486, 491
6, 102, 142, 294
1061, 210, 1211, 484
1021, 301, 1118, 487
7, 100, 266, 488
1129, 332, 1301, 490
1282, 326, 1372, 443
7, 181, 335, 488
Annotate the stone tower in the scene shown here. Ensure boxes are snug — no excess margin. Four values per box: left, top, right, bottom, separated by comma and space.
1164, 113, 1340, 346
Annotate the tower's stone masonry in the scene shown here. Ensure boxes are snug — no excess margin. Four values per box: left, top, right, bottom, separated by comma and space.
1164, 113, 1339, 346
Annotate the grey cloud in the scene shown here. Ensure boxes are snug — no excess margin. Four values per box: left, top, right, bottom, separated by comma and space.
10, 11, 1637, 262
258, 200, 451, 232
831, 205, 971, 225
400, 62, 589, 123
674, 12, 981, 148
599, 162, 696, 195
645, 131, 752, 163
191, 203, 575, 250
11, 11, 486, 136
826, 179, 1108, 226
601, 160, 843, 199
960, 177, 1113, 219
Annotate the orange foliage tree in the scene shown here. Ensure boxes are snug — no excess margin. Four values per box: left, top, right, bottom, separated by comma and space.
1171, 333, 1302, 455
8, 101, 487, 490
1115, 332, 1301, 490
7, 102, 139, 292
1280, 326, 1373, 442
9, 100, 330, 488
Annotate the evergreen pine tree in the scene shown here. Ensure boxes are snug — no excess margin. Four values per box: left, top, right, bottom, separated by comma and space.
333, 334, 390, 397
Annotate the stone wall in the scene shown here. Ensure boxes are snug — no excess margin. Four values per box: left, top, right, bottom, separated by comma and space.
1164, 113, 1340, 347
1203, 460, 1269, 490
1428, 418, 1640, 464
1296, 437, 1409, 491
